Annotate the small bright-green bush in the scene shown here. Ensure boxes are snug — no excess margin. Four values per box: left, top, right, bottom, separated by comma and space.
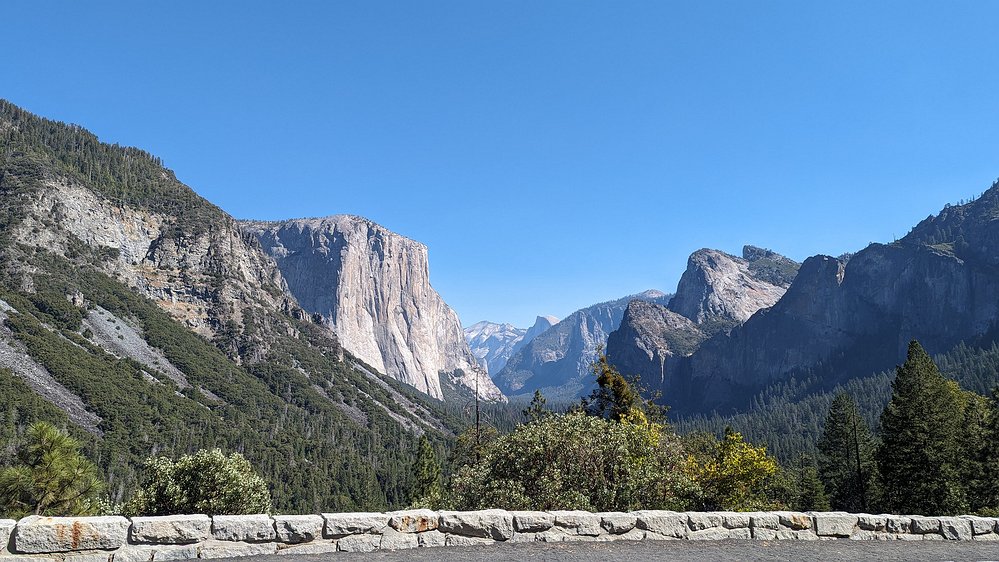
125, 449, 271, 516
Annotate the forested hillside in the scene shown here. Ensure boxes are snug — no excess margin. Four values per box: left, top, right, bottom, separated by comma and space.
0, 99, 473, 513
675, 339, 999, 461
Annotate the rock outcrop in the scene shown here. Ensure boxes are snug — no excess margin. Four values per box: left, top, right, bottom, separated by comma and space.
495, 290, 670, 400
668, 247, 796, 331
606, 247, 799, 401
464, 315, 558, 375
605, 301, 705, 388
242, 216, 503, 402
6, 179, 296, 359
654, 182, 999, 413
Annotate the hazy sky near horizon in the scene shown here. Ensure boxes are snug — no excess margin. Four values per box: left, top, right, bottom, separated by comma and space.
3, 2, 999, 327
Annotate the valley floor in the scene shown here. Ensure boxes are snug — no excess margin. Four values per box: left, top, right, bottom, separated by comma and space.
211, 539, 999, 562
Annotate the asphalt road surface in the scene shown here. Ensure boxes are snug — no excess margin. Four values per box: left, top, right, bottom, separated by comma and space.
215, 539, 999, 562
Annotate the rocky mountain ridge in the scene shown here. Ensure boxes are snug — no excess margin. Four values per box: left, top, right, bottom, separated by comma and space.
242, 216, 503, 402
0, 99, 488, 511
608, 182, 999, 415
607, 246, 800, 398
495, 289, 671, 400
464, 315, 559, 375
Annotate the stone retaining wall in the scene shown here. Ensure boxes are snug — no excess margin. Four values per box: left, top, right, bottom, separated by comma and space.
1, 510, 997, 560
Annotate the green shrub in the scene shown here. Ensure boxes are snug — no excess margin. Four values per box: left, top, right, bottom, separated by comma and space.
125, 449, 271, 516
450, 412, 695, 512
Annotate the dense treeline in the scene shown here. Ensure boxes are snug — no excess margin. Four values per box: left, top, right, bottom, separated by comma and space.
675, 337, 999, 463
0, 99, 222, 235
0, 249, 473, 514
814, 341, 999, 515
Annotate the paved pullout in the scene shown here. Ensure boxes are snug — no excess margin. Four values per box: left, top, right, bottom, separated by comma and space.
213, 540, 999, 562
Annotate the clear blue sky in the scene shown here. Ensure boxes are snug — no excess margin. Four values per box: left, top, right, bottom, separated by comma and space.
3, 1, 998, 327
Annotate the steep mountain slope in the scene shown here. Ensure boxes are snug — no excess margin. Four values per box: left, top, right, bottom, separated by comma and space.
0, 99, 468, 511
241, 217, 503, 402
607, 246, 799, 395
606, 300, 705, 387
464, 315, 558, 375
495, 290, 670, 400
667, 180, 999, 414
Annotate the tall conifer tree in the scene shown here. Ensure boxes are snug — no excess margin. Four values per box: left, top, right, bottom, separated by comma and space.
877, 341, 966, 514
817, 392, 878, 511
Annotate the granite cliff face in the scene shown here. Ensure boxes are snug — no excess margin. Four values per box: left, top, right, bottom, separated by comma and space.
669, 247, 797, 330
242, 217, 504, 402
661, 183, 999, 413
495, 290, 670, 400
12, 182, 295, 348
606, 246, 799, 399
605, 300, 705, 387
464, 315, 558, 375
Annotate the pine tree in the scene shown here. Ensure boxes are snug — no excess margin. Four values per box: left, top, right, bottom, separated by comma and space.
878, 341, 966, 515
792, 454, 830, 511
979, 389, 999, 511
411, 435, 442, 507
583, 353, 642, 422
957, 392, 991, 512
0, 421, 103, 517
817, 392, 878, 511
523, 390, 549, 422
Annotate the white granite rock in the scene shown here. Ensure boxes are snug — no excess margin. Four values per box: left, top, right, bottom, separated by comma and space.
322, 513, 388, 537
511, 512, 554, 533
388, 510, 438, 533
749, 513, 779, 531
438, 510, 513, 540
938, 517, 972, 541
198, 541, 277, 559
598, 513, 636, 534
378, 529, 419, 550
444, 535, 494, 547
211, 515, 275, 542
273, 515, 323, 544
909, 516, 941, 535
686, 512, 723, 531
417, 530, 446, 548
62, 553, 110, 562
129, 515, 210, 545
958, 516, 995, 536
689, 527, 751, 540
721, 513, 751, 529
856, 514, 887, 532
633, 511, 687, 538
274, 541, 337, 555
0, 520, 14, 552
15, 516, 130, 553
335, 534, 380, 553
552, 511, 603, 536
885, 515, 911, 534
813, 513, 857, 537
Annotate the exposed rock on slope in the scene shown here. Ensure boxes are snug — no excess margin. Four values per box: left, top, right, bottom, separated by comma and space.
605, 300, 705, 387
1, 102, 298, 361
242, 217, 504, 402
606, 246, 798, 400
464, 315, 558, 375
495, 290, 670, 400
662, 183, 999, 413
668, 247, 795, 331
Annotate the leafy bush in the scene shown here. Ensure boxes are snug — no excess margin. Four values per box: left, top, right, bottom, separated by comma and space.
125, 449, 271, 516
683, 428, 782, 511
450, 412, 695, 512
